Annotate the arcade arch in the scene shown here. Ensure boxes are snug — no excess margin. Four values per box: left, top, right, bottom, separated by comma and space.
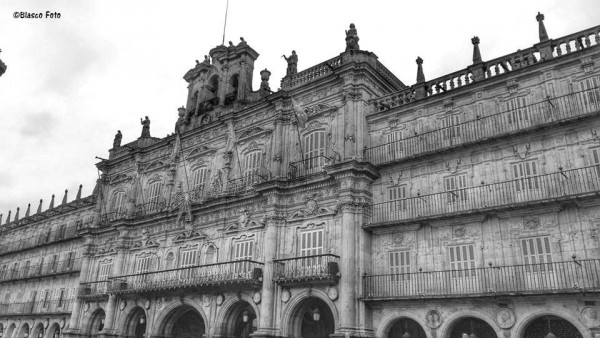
155, 304, 206, 338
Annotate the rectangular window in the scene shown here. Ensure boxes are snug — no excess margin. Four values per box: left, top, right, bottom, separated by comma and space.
179, 248, 198, 278
42, 290, 50, 308
522, 236, 553, 273
64, 252, 75, 270
592, 148, 600, 178
57, 289, 66, 308
513, 161, 539, 191
111, 191, 126, 214
50, 254, 58, 272
192, 168, 209, 190
303, 131, 326, 171
244, 151, 262, 183
389, 251, 410, 281
135, 256, 152, 274
147, 182, 162, 210
11, 262, 19, 278
444, 174, 468, 203
581, 76, 600, 107
388, 185, 407, 212
299, 229, 324, 256
234, 241, 254, 261
506, 97, 530, 126
98, 261, 113, 280
448, 244, 476, 278
442, 115, 461, 140
23, 261, 30, 278
386, 130, 403, 158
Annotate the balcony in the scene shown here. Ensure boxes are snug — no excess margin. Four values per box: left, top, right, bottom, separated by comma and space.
78, 281, 110, 300
0, 299, 74, 315
133, 201, 167, 218
369, 165, 600, 228
192, 171, 269, 202
366, 86, 600, 165
108, 260, 264, 295
363, 259, 600, 301
288, 155, 329, 180
0, 258, 81, 283
100, 210, 128, 224
274, 254, 340, 286
0, 225, 79, 256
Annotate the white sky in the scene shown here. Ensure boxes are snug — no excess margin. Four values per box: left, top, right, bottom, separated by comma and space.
0, 0, 598, 218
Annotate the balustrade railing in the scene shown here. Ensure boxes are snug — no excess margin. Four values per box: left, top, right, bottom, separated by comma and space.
274, 254, 340, 284
370, 165, 600, 226
363, 259, 600, 300
0, 224, 79, 256
282, 56, 343, 89
78, 281, 110, 299
553, 26, 600, 57
108, 260, 264, 294
0, 258, 81, 282
366, 86, 600, 165
0, 299, 74, 315
288, 155, 330, 179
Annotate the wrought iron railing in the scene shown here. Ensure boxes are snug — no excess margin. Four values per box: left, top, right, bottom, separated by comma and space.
78, 281, 110, 299
288, 155, 330, 179
363, 259, 600, 300
108, 260, 264, 294
274, 254, 340, 284
0, 299, 75, 315
193, 171, 269, 202
0, 258, 81, 282
134, 201, 167, 218
366, 86, 600, 165
370, 165, 600, 226
100, 210, 128, 224
0, 225, 78, 256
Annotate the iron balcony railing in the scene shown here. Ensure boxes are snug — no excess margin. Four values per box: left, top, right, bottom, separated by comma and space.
363, 259, 600, 301
108, 260, 264, 294
0, 225, 78, 256
192, 171, 269, 202
370, 165, 600, 226
0, 258, 81, 282
365, 86, 600, 165
0, 299, 75, 315
134, 201, 167, 218
288, 155, 330, 179
274, 254, 340, 285
78, 281, 110, 299
100, 209, 128, 223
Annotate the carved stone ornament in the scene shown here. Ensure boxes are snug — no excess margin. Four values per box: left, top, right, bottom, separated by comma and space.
425, 310, 442, 329
524, 217, 540, 230
495, 308, 516, 329
453, 227, 466, 238
392, 233, 405, 245
144, 299, 151, 309
580, 306, 600, 328
84, 303, 90, 312
327, 287, 339, 301
216, 294, 225, 306
203, 295, 211, 307
44, 318, 49, 329
253, 291, 261, 304
281, 289, 291, 303
60, 319, 65, 329
238, 209, 250, 228
119, 300, 127, 311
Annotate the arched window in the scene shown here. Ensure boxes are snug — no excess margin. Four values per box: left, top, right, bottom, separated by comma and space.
205, 245, 217, 264
226, 74, 239, 105
147, 181, 162, 210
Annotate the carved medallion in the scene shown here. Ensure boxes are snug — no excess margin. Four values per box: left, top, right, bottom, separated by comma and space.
495, 308, 516, 329
581, 306, 600, 328
144, 299, 151, 310
203, 295, 211, 307
524, 217, 540, 230
216, 294, 225, 306
119, 300, 127, 311
60, 319, 65, 329
84, 303, 90, 312
425, 310, 442, 329
453, 227, 465, 238
253, 292, 261, 304
327, 287, 338, 301
281, 289, 291, 303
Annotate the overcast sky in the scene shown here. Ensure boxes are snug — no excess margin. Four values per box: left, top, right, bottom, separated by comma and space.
0, 0, 598, 219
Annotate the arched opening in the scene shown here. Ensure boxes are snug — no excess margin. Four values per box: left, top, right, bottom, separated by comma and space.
387, 318, 427, 338
522, 315, 583, 338
0, 323, 4, 338
448, 317, 497, 338
31, 323, 44, 338
226, 74, 239, 105
207, 76, 219, 103
17, 323, 30, 338
124, 307, 147, 338
223, 301, 257, 338
5, 323, 16, 338
89, 308, 106, 336
288, 297, 335, 338
205, 244, 217, 264
48, 324, 60, 338
160, 305, 206, 338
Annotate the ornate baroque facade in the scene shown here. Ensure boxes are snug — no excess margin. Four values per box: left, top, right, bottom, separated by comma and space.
2, 14, 600, 338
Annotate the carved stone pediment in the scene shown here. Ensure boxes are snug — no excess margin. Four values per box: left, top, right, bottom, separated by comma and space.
238, 126, 273, 142
109, 173, 132, 185
144, 160, 167, 173
224, 210, 265, 234
187, 145, 217, 159
288, 193, 336, 221
304, 103, 337, 117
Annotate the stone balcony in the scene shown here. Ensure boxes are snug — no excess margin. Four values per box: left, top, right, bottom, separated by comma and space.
287, 155, 330, 180
0, 299, 74, 316
368, 165, 600, 228
77, 281, 110, 300
362, 258, 600, 301
0, 258, 81, 283
273, 254, 340, 287
366, 86, 600, 166
107, 260, 264, 296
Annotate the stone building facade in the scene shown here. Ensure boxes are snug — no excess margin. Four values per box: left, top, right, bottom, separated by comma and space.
1, 13, 600, 338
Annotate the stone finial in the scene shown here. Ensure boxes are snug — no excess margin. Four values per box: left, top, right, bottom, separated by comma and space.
471, 36, 483, 64
536, 12, 549, 42
177, 106, 186, 117
25, 203, 31, 217
76, 185, 82, 200
14, 207, 19, 222
260, 69, 271, 91
6, 210, 11, 224
62, 189, 68, 205
416, 57, 425, 83
49, 194, 55, 209
37, 199, 43, 214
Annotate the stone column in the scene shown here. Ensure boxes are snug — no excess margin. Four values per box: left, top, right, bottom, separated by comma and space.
68, 245, 93, 331
338, 203, 357, 331
103, 294, 118, 331
254, 218, 280, 338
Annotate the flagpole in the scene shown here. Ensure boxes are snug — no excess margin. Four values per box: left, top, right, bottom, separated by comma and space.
222, 0, 230, 45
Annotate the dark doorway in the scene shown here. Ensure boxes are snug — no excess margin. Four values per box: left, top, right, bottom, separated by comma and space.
523, 316, 583, 338
387, 318, 427, 338
449, 317, 497, 338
